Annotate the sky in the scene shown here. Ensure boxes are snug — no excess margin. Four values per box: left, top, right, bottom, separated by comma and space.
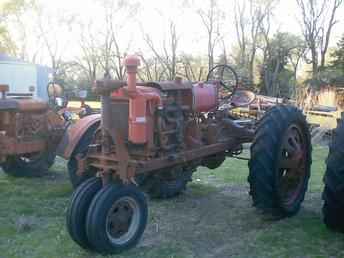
2, 0, 344, 66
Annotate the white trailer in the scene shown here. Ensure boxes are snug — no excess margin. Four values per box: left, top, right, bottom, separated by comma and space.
0, 54, 52, 100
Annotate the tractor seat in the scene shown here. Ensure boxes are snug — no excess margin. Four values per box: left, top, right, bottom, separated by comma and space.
0, 98, 48, 112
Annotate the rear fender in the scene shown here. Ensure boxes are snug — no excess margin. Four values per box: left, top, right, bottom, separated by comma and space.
56, 114, 101, 159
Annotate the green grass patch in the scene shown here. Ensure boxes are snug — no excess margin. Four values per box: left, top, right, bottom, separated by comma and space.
0, 146, 342, 258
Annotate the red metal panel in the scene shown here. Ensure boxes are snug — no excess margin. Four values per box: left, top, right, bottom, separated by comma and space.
56, 114, 101, 159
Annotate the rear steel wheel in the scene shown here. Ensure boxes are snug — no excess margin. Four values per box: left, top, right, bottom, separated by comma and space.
248, 105, 311, 217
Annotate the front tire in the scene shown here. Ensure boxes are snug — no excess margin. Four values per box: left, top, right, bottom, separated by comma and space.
248, 105, 312, 218
86, 184, 148, 254
66, 177, 102, 250
322, 119, 344, 232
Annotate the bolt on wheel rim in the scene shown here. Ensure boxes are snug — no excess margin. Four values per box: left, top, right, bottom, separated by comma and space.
277, 124, 307, 207
105, 196, 141, 245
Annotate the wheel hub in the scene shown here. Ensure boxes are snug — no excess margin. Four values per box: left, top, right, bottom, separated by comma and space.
106, 196, 140, 245
277, 124, 307, 207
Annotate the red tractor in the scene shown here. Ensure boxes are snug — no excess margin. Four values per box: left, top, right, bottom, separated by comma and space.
0, 84, 65, 177
61, 55, 312, 254
0, 81, 95, 178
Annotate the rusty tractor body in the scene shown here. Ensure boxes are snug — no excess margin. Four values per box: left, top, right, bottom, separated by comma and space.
0, 84, 65, 176
65, 55, 312, 254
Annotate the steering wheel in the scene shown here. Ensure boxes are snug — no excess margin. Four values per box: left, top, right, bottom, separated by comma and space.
206, 64, 239, 101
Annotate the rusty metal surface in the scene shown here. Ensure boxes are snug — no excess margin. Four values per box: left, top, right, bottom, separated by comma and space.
0, 98, 48, 112
0, 136, 46, 155
94, 80, 127, 95
0, 84, 9, 100
56, 114, 101, 159
0, 99, 19, 110
149, 81, 193, 91
0, 108, 54, 160
0, 85, 9, 92
16, 99, 48, 112
0, 84, 69, 164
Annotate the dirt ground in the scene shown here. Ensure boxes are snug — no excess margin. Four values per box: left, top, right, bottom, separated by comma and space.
0, 146, 343, 258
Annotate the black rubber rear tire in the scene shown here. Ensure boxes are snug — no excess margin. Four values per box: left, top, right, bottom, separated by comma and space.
66, 177, 102, 250
1, 151, 56, 177
322, 119, 344, 232
68, 123, 99, 188
86, 184, 147, 254
248, 105, 312, 218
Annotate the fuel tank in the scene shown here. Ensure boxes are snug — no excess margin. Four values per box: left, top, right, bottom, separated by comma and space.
192, 82, 218, 112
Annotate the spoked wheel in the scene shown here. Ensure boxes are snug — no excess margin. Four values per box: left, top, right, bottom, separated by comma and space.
248, 105, 311, 218
322, 119, 344, 232
86, 184, 147, 254
66, 177, 102, 250
1, 150, 56, 177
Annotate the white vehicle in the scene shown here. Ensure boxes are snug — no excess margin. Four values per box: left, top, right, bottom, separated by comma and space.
0, 54, 52, 100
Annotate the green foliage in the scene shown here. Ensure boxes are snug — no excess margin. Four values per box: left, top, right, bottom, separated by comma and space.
259, 32, 305, 97
330, 34, 344, 76
0, 0, 29, 55
329, 34, 344, 82
0, 25, 16, 55
307, 34, 344, 88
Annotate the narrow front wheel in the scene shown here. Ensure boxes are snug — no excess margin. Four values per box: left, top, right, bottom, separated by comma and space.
86, 184, 148, 254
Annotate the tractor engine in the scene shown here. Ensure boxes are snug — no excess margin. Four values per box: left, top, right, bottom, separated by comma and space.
111, 79, 220, 155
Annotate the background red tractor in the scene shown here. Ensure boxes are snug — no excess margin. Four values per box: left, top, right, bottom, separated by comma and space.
61, 55, 312, 254
0, 80, 96, 178
0, 84, 65, 176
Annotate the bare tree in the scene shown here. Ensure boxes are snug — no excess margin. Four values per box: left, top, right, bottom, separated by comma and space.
234, 0, 248, 70
198, 0, 222, 70
98, 0, 138, 80
27, 1, 76, 80
143, 21, 179, 80
72, 22, 101, 84
296, 0, 343, 79
137, 54, 167, 81
233, 0, 276, 83
179, 54, 206, 81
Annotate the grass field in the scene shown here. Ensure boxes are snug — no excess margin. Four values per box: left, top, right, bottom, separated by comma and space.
0, 146, 343, 258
